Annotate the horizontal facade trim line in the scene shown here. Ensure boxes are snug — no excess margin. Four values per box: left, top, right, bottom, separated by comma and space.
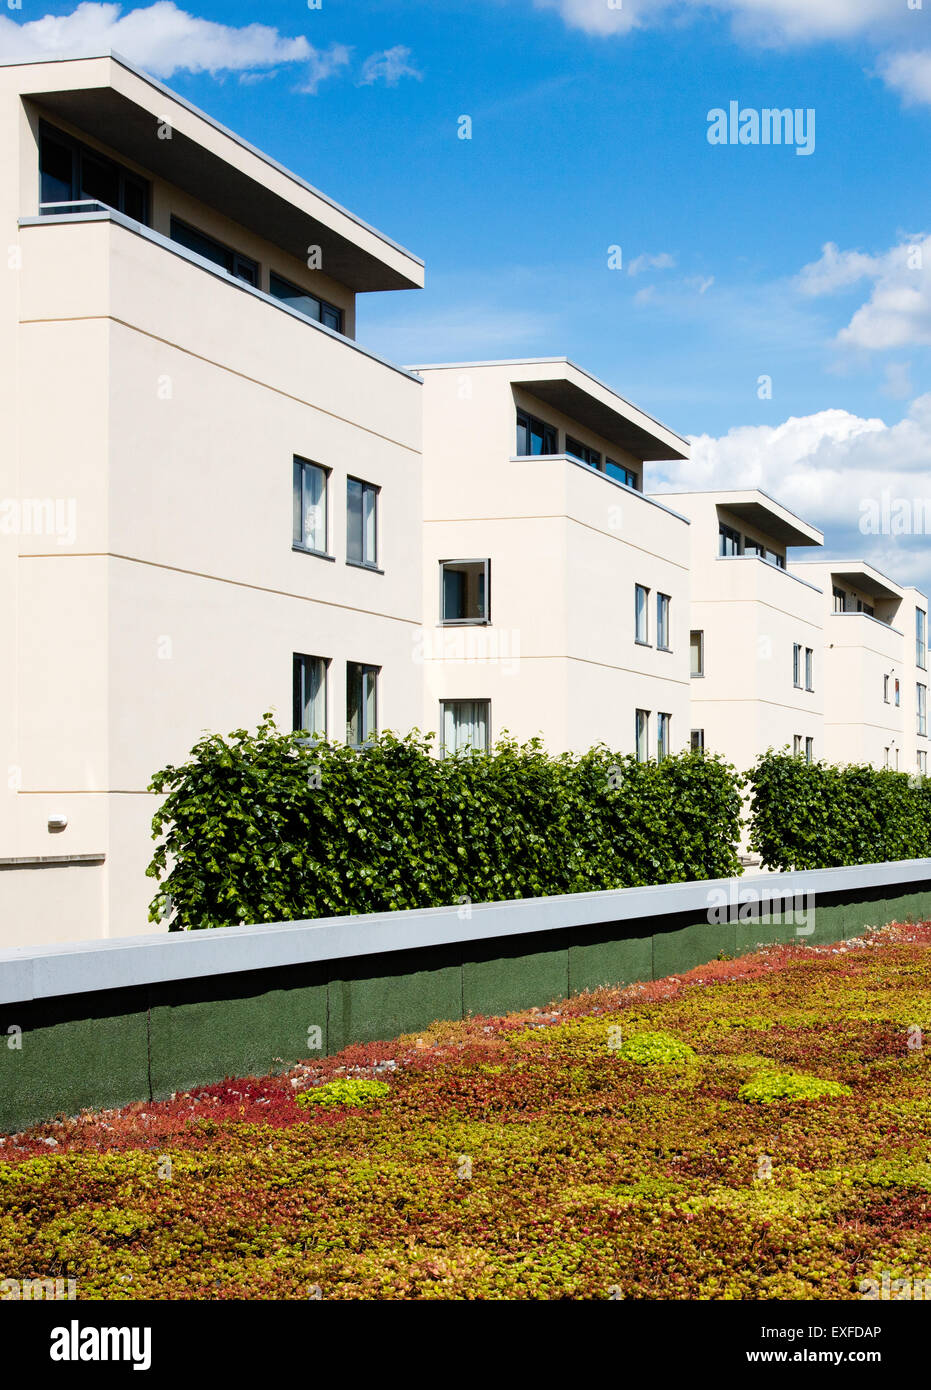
0, 859, 928, 1007
20, 310, 422, 455
17, 553, 422, 627
18, 212, 424, 385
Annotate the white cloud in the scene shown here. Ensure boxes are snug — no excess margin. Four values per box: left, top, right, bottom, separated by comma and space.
796, 235, 931, 351
0, 2, 316, 76
627, 251, 676, 276
530, 0, 906, 45
878, 49, 931, 107
652, 397, 931, 592
686, 274, 715, 294
357, 45, 422, 88
0, 4, 395, 95
294, 44, 352, 95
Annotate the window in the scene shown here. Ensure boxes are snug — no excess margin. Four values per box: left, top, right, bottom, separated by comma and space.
39, 122, 149, 222
690, 729, 705, 752
918, 751, 928, 776
766, 549, 786, 570
690, 630, 704, 677
862, 601, 874, 617
805, 647, 814, 692
346, 662, 378, 745
744, 538, 764, 558
441, 560, 489, 624
657, 713, 672, 760
657, 593, 671, 651
805, 737, 814, 763
635, 585, 650, 644
793, 643, 802, 688
895, 678, 901, 707
170, 217, 258, 285
565, 435, 601, 469
719, 522, 741, 556
441, 700, 490, 755
269, 272, 342, 332
292, 654, 327, 736
884, 674, 890, 704
347, 478, 378, 568
605, 459, 637, 488
516, 409, 557, 456
793, 735, 803, 755
919, 683, 927, 737
292, 458, 328, 554
635, 710, 650, 763
833, 586, 847, 613
918, 609, 927, 670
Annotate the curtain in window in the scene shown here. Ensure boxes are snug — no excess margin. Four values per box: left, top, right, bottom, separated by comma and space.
443, 701, 489, 754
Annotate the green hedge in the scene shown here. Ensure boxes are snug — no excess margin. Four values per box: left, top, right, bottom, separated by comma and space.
147, 718, 744, 930
747, 751, 931, 871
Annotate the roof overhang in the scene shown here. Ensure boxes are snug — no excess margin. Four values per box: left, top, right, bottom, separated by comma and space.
714, 492, 823, 548
19, 54, 423, 293
828, 563, 904, 603
512, 362, 688, 461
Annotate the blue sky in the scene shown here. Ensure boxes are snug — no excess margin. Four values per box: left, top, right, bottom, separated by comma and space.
4, 1, 931, 584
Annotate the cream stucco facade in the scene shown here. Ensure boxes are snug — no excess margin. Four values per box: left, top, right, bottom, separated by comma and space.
656, 490, 825, 773
0, 55, 424, 945
413, 359, 692, 759
789, 561, 930, 774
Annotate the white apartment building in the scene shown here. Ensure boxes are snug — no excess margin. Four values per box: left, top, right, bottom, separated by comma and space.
657, 490, 825, 771
1, 56, 927, 951
789, 561, 930, 774
0, 54, 424, 945
414, 359, 692, 759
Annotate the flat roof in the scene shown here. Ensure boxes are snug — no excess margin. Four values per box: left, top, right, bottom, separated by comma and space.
658, 488, 823, 548
9, 52, 423, 292
409, 358, 690, 461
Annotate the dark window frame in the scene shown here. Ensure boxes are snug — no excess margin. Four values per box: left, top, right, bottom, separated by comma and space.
439, 558, 491, 626
439, 699, 491, 756
515, 408, 558, 456
565, 435, 602, 469
635, 583, 650, 645
690, 629, 704, 678
718, 522, 741, 557
292, 653, 329, 736
292, 456, 331, 557
346, 661, 379, 747
635, 709, 650, 764
346, 477, 380, 570
269, 271, 343, 333
657, 592, 672, 652
170, 215, 258, 285
39, 120, 150, 224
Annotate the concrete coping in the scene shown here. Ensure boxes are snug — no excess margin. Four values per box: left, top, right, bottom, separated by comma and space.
0, 858, 927, 1007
